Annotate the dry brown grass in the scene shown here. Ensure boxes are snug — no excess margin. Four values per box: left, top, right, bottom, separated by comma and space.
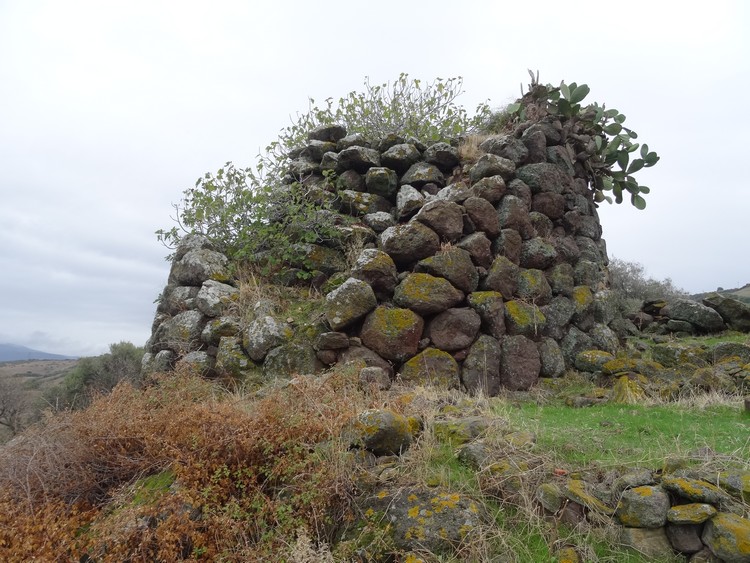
457, 133, 490, 164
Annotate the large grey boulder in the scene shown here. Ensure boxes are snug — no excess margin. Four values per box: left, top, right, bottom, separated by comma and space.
701, 512, 750, 563
400, 161, 445, 188
344, 409, 416, 456
537, 337, 565, 377
395, 184, 425, 219
462, 335, 501, 396
359, 486, 486, 554
360, 306, 424, 362
703, 293, 750, 332
470, 175, 507, 203
244, 316, 293, 362
426, 308, 481, 352
380, 143, 421, 173
380, 222, 440, 264
615, 486, 670, 528
423, 141, 460, 171
337, 145, 381, 172
308, 124, 346, 143
469, 154, 515, 183
399, 348, 460, 388
479, 134, 529, 165
262, 342, 322, 379
170, 248, 230, 286
482, 255, 519, 297
215, 336, 253, 378
394, 273, 464, 316
152, 310, 206, 353
497, 195, 535, 239
176, 351, 215, 376
350, 248, 398, 299
504, 300, 546, 338
324, 278, 377, 331
515, 162, 572, 194
456, 232, 493, 269
201, 316, 242, 346
337, 189, 392, 217
364, 167, 398, 199
158, 285, 200, 316
415, 247, 478, 294
195, 280, 239, 318
500, 335, 541, 391
414, 199, 464, 242
467, 291, 506, 339
463, 196, 500, 237
516, 268, 552, 306
520, 237, 558, 269
662, 299, 727, 333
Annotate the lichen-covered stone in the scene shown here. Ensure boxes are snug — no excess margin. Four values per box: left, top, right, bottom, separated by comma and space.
482, 255, 519, 297
396, 184, 425, 219
703, 293, 750, 332
360, 306, 424, 362
400, 162, 445, 188
612, 374, 647, 404
423, 141, 460, 171
666, 523, 704, 555
529, 211, 553, 238
176, 351, 215, 376
515, 162, 573, 194
314, 331, 350, 351
336, 132, 370, 150
350, 248, 398, 300
650, 343, 711, 368
560, 326, 595, 365
575, 350, 616, 372
364, 166, 398, 199
667, 503, 718, 524
415, 247, 478, 294
433, 416, 495, 444
479, 134, 529, 165
195, 280, 239, 318
589, 323, 619, 355
414, 199, 464, 242
338, 189, 392, 217
462, 335, 501, 396
157, 285, 200, 316
504, 300, 546, 337
152, 309, 206, 353
520, 237, 558, 270
456, 232, 493, 269
337, 145, 381, 172
701, 512, 750, 563
661, 476, 732, 506
344, 409, 417, 456
359, 486, 486, 554
263, 342, 322, 379
463, 196, 500, 237
399, 348, 460, 388
381, 143, 422, 173
244, 316, 293, 362
363, 210, 395, 233
380, 222, 440, 265
324, 277, 377, 331
546, 263, 575, 297
426, 308, 481, 352
618, 527, 674, 560
500, 335, 541, 391
201, 315, 241, 346
169, 248, 230, 286
359, 366, 391, 391
516, 268, 553, 305
532, 191, 566, 219
661, 299, 727, 333
538, 337, 565, 377
469, 153, 515, 183
536, 482, 565, 513
215, 336, 253, 378
394, 273, 464, 316
562, 479, 615, 515
470, 175, 506, 203
492, 228, 523, 265
615, 486, 670, 528
497, 195, 535, 240
717, 471, 750, 503
467, 291, 506, 339
308, 123, 346, 143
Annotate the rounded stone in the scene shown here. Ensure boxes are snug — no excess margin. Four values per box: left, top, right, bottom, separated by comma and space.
360, 306, 424, 362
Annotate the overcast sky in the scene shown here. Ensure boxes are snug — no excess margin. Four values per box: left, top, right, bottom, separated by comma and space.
1, 1, 748, 357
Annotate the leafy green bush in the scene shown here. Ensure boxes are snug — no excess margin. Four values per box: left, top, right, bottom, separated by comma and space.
493, 71, 660, 209
157, 74, 491, 269
608, 257, 688, 311
46, 341, 143, 410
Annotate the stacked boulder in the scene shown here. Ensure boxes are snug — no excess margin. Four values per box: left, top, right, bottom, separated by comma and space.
536, 469, 750, 561
144, 120, 624, 392
632, 295, 750, 337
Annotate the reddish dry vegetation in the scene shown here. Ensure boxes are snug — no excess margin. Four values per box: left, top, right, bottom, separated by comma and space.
0, 367, 362, 561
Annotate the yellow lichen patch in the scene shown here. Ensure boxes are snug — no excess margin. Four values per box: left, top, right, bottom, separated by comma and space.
564, 479, 615, 515
431, 492, 461, 513
377, 490, 388, 499
407, 505, 420, 519
611, 375, 646, 404
505, 300, 546, 331
572, 286, 593, 309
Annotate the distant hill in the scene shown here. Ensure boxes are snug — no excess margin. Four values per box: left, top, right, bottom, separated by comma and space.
0, 343, 78, 362
693, 283, 750, 305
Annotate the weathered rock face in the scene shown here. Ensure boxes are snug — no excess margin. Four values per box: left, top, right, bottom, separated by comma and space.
145, 123, 625, 394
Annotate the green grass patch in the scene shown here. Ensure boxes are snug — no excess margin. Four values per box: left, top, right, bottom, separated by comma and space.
500, 402, 749, 470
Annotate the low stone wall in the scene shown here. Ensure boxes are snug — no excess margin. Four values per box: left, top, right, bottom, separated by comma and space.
143, 120, 627, 393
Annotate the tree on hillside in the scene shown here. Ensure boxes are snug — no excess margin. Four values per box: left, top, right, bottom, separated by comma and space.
45, 342, 143, 410
608, 257, 689, 305
0, 378, 28, 435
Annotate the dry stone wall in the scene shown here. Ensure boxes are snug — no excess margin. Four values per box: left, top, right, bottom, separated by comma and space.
143, 119, 625, 393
